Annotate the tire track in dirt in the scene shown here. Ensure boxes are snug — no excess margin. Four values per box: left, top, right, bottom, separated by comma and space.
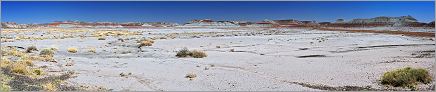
130, 75, 163, 91
206, 63, 384, 91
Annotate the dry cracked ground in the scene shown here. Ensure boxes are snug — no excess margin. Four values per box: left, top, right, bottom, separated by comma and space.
1, 27, 434, 91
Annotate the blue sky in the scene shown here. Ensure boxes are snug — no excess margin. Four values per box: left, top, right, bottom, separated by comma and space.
1, 1, 435, 24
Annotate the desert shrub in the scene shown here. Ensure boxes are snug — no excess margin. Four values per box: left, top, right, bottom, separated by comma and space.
176, 48, 191, 57
11, 62, 30, 75
190, 50, 207, 58
26, 46, 38, 53
175, 48, 207, 58
40, 48, 55, 56
139, 41, 153, 47
381, 67, 432, 89
137, 38, 154, 43
67, 48, 78, 53
138, 39, 154, 47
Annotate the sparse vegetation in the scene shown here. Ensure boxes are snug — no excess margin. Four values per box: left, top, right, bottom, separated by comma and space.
176, 48, 191, 58
190, 50, 207, 58
93, 30, 140, 37
40, 48, 55, 56
139, 41, 153, 47
10, 61, 33, 75
381, 67, 432, 89
37, 48, 57, 62
175, 48, 207, 58
67, 48, 78, 53
138, 39, 154, 48
26, 46, 38, 53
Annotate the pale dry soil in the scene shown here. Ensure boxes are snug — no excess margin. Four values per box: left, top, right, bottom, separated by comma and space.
2, 28, 434, 91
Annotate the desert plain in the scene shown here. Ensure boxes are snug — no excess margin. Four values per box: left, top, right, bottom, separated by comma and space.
1, 27, 434, 91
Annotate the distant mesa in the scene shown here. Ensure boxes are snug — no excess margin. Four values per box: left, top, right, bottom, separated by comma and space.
1, 15, 434, 29
328, 15, 431, 27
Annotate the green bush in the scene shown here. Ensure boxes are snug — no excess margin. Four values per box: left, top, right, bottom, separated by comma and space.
381, 67, 432, 89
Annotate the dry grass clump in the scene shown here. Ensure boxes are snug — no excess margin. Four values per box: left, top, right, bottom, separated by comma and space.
40, 48, 55, 56
1, 59, 41, 77
39, 48, 56, 62
138, 39, 154, 48
67, 48, 78, 53
176, 48, 191, 58
26, 46, 38, 53
175, 48, 207, 58
381, 67, 432, 89
190, 50, 207, 58
10, 61, 37, 75
140, 41, 153, 47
